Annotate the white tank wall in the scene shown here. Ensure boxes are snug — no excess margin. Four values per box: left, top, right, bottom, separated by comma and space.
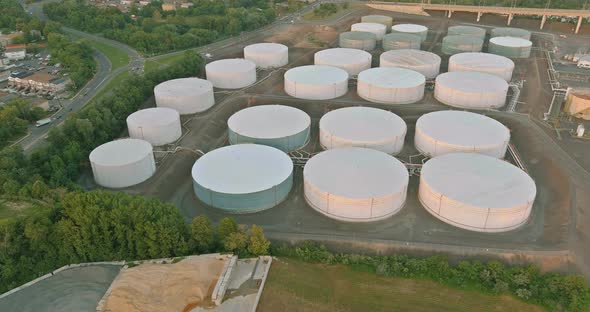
382, 33, 421, 51
284, 65, 348, 100
434, 71, 508, 109
339, 31, 377, 51
448, 52, 515, 82
127, 107, 182, 146
314, 48, 372, 76
380, 49, 441, 79
391, 24, 428, 41
488, 37, 532, 59
154, 78, 214, 114
90, 139, 156, 189
244, 43, 288, 69
357, 67, 425, 104
206, 59, 257, 89
351, 22, 387, 40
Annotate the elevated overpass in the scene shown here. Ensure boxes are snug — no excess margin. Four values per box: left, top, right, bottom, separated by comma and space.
367, 2, 590, 33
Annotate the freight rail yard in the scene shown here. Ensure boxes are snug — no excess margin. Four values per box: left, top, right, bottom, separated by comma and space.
82, 5, 590, 276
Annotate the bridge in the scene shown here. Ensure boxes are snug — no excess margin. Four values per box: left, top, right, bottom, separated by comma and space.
367, 2, 590, 33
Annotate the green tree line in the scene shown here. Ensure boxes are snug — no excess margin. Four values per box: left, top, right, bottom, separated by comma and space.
0, 99, 46, 148
43, 0, 276, 55
391, 0, 588, 10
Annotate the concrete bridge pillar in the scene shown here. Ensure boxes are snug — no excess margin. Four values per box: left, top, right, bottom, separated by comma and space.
477, 12, 482, 22
507, 13, 514, 25
540, 15, 547, 29
575, 16, 583, 34
447, 10, 452, 18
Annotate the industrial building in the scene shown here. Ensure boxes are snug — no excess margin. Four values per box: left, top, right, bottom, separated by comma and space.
314, 48, 372, 76
441, 35, 484, 55
243, 43, 288, 69
3, 44, 26, 61
379, 49, 441, 79
391, 24, 428, 41
192, 144, 293, 213
415, 110, 510, 158
205, 59, 257, 89
284, 65, 348, 100
434, 71, 508, 109
488, 37, 532, 59
357, 67, 425, 104
361, 15, 393, 28
447, 25, 486, 40
564, 88, 590, 120
8, 73, 70, 94
126, 107, 182, 146
228, 105, 311, 152
351, 22, 387, 40
419, 153, 536, 232
382, 33, 422, 51
154, 78, 215, 114
448, 52, 515, 81
89, 139, 156, 188
339, 31, 377, 51
303, 147, 409, 222
490, 27, 532, 40
319, 106, 407, 154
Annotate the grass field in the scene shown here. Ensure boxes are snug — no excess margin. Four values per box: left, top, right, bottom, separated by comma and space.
144, 53, 186, 73
258, 258, 544, 312
85, 71, 130, 108
85, 39, 130, 71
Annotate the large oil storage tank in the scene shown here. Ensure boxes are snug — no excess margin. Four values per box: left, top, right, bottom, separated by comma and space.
488, 37, 532, 59
351, 22, 387, 40
357, 67, 425, 104
441, 35, 484, 55
382, 33, 422, 51
205, 59, 256, 89
90, 139, 156, 189
491, 27, 531, 40
319, 106, 407, 154
243, 43, 288, 69
379, 49, 441, 79
419, 153, 536, 232
284, 65, 348, 100
448, 52, 515, 82
126, 107, 181, 146
361, 15, 393, 29
154, 78, 214, 114
228, 105, 311, 152
339, 31, 377, 50
415, 110, 510, 158
192, 144, 293, 213
447, 25, 486, 40
314, 48, 372, 77
304, 147, 409, 222
391, 24, 428, 41
435, 71, 508, 109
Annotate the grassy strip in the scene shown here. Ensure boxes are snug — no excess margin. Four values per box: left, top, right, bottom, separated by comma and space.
84, 71, 130, 109
85, 39, 130, 70
144, 53, 187, 73
259, 258, 544, 312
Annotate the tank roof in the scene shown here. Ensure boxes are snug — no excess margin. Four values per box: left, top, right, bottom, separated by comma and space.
490, 36, 532, 47
90, 139, 152, 166
154, 78, 212, 97
205, 58, 256, 73
358, 67, 425, 88
284, 65, 348, 85
436, 71, 507, 93
127, 107, 179, 127
228, 105, 310, 139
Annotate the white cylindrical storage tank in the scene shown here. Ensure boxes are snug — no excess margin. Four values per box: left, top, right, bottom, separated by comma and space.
449, 52, 515, 82
441, 35, 483, 55
379, 49, 441, 79
361, 15, 393, 29
339, 31, 377, 51
154, 78, 214, 114
357, 67, 425, 104
488, 37, 532, 59
314, 48, 372, 77
89, 139, 155, 189
126, 107, 181, 146
491, 27, 531, 40
192, 144, 293, 213
351, 22, 387, 40
243, 43, 288, 69
434, 71, 508, 109
304, 147, 409, 222
419, 153, 536, 232
205, 59, 256, 89
391, 24, 428, 41
228, 105, 311, 152
382, 33, 422, 51
447, 25, 486, 40
319, 106, 407, 154
415, 110, 510, 158
284, 65, 348, 100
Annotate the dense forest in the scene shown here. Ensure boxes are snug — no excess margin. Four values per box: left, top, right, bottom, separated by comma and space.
44, 0, 276, 55
0, 99, 46, 148
0, 0, 28, 31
